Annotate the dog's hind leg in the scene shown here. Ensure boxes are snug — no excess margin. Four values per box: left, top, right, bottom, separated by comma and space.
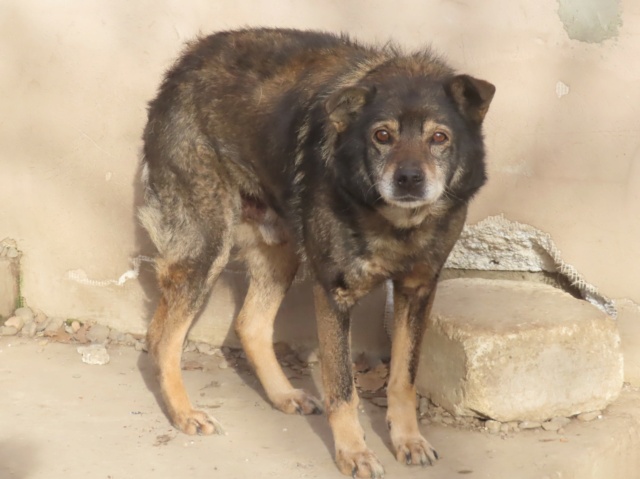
143, 188, 235, 436
234, 237, 323, 416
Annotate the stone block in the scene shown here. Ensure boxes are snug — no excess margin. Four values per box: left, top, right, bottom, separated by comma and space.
417, 278, 623, 422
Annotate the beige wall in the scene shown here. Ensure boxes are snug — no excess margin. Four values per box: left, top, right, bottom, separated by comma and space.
1, 0, 638, 345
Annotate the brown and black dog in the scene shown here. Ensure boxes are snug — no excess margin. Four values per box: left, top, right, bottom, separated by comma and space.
139, 28, 494, 478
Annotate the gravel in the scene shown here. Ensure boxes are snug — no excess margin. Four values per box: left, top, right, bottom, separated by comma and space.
4, 316, 24, 331
542, 417, 572, 431
0, 326, 18, 336
576, 411, 601, 422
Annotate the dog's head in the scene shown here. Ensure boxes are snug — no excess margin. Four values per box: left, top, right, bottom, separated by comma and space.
325, 61, 495, 217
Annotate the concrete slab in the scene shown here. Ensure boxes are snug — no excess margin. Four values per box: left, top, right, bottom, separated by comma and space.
617, 299, 640, 387
1, 337, 639, 479
417, 279, 623, 422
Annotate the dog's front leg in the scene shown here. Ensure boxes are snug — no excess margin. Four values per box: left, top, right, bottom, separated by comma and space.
386, 265, 439, 467
313, 284, 385, 479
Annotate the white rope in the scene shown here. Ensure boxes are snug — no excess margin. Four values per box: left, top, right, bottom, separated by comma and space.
67, 255, 155, 287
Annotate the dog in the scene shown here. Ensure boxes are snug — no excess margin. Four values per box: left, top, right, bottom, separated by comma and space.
139, 28, 494, 478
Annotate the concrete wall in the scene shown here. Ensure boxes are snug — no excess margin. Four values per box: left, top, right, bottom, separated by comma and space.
1, 0, 638, 348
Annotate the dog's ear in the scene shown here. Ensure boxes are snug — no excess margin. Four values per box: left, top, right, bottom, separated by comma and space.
325, 86, 373, 132
445, 75, 495, 125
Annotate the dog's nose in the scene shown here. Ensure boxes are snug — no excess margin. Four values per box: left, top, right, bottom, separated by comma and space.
393, 166, 425, 194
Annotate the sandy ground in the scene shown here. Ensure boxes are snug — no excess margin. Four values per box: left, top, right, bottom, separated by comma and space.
1, 336, 639, 479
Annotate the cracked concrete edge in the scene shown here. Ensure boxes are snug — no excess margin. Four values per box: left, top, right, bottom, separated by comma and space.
446, 215, 616, 317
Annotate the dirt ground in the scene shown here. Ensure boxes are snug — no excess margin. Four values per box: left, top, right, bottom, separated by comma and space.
1, 336, 639, 479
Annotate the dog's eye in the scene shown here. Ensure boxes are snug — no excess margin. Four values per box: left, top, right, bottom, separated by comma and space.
374, 129, 392, 144
432, 131, 448, 144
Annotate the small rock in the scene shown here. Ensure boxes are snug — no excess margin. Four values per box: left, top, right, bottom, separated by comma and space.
44, 317, 64, 334
134, 340, 146, 352
542, 417, 571, 432
442, 416, 455, 426
36, 317, 51, 333
14, 307, 34, 322
218, 359, 229, 369
576, 411, 601, 422
419, 417, 431, 425
23, 321, 37, 338
34, 310, 48, 324
0, 326, 18, 336
507, 421, 520, 432
213, 348, 224, 358
418, 397, 429, 416
77, 344, 110, 365
519, 421, 542, 430
485, 420, 501, 434
64, 324, 75, 335
500, 423, 510, 434
222, 346, 231, 355
196, 342, 213, 355
87, 324, 111, 344
71, 321, 81, 333
5, 316, 24, 331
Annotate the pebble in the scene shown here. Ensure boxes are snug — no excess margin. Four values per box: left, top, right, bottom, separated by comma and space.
519, 421, 542, 430
14, 307, 34, 322
0, 326, 18, 336
222, 346, 231, 355
542, 417, 571, 432
418, 397, 429, 416
576, 411, 601, 422
485, 420, 501, 434
123, 334, 137, 346
87, 324, 111, 344
196, 342, 213, 355
442, 416, 455, 426
34, 310, 48, 324
5, 316, 24, 331
134, 340, 146, 352
218, 359, 229, 369
77, 344, 110, 365
23, 321, 37, 337
71, 321, 81, 333
44, 317, 63, 334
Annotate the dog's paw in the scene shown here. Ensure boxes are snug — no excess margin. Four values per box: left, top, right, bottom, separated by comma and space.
393, 435, 438, 467
174, 409, 225, 436
272, 389, 324, 415
336, 448, 385, 478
